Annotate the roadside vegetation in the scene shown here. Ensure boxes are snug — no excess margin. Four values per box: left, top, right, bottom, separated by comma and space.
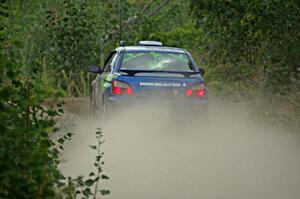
0, 0, 299, 198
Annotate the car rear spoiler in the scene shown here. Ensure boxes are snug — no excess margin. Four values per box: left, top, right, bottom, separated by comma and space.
118, 69, 201, 78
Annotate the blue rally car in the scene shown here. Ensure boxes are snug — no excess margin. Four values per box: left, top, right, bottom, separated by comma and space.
89, 41, 208, 122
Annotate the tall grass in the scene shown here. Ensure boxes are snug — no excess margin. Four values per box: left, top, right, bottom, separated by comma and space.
58, 70, 92, 97
209, 80, 300, 133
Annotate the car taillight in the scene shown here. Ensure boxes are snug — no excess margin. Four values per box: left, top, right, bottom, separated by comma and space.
197, 89, 205, 97
112, 80, 134, 95
186, 83, 206, 97
186, 89, 193, 96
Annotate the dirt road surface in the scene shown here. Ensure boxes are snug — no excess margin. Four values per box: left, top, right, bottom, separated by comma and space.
59, 98, 300, 199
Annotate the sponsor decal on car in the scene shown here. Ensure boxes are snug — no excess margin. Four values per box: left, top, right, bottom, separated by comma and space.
139, 82, 182, 87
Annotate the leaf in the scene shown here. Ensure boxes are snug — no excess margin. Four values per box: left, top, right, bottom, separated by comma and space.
82, 188, 92, 197
66, 132, 73, 138
84, 179, 94, 187
58, 108, 64, 113
57, 138, 64, 144
96, 155, 102, 161
101, 174, 109, 180
101, 189, 110, 195
52, 127, 60, 133
47, 110, 58, 117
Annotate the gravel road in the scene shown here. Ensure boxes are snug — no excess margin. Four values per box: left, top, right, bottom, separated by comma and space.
59, 98, 300, 199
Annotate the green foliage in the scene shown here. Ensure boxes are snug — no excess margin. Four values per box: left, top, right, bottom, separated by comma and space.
0, 24, 63, 199
188, 0, 300, 130
46, 0, 98, 73
57, 129, 110, 199
0, 2, 109, 198
148, 23, 203, 50
58, 70, 91, 97
134, 1, 192, 44
1, 0, 299, 197
190, 0, 300, 90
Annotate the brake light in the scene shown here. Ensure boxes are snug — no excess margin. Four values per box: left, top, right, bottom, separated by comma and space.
126, 87, 133, 95
112, 80, 134, 95
186, 89, 193, 96
113, 87, 122, 95
197, 89, 205, 97
186, 83, 206, 97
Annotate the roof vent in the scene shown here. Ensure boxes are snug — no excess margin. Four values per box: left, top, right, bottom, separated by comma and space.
120, 40, 126, 46
139, 41, 163, 47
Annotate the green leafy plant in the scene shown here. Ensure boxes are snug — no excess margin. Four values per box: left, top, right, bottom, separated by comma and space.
0, 53, 65, 198
57, 128, 110, 199
45, 0, 98, 74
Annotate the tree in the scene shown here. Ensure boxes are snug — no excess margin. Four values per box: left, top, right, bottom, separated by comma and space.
190, 0, 300, 90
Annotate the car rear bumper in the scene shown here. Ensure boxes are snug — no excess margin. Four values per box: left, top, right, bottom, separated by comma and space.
104, 95, 208, 114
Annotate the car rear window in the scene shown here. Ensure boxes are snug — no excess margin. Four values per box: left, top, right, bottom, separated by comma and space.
120, 51, 194, 71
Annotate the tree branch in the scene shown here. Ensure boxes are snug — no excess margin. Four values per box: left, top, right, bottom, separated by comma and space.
141, 0, 155, 13
147, 0, 171, 17
102, 0, 171, 43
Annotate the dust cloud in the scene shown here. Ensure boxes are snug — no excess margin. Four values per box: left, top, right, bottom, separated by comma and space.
59, 99, 300, 199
